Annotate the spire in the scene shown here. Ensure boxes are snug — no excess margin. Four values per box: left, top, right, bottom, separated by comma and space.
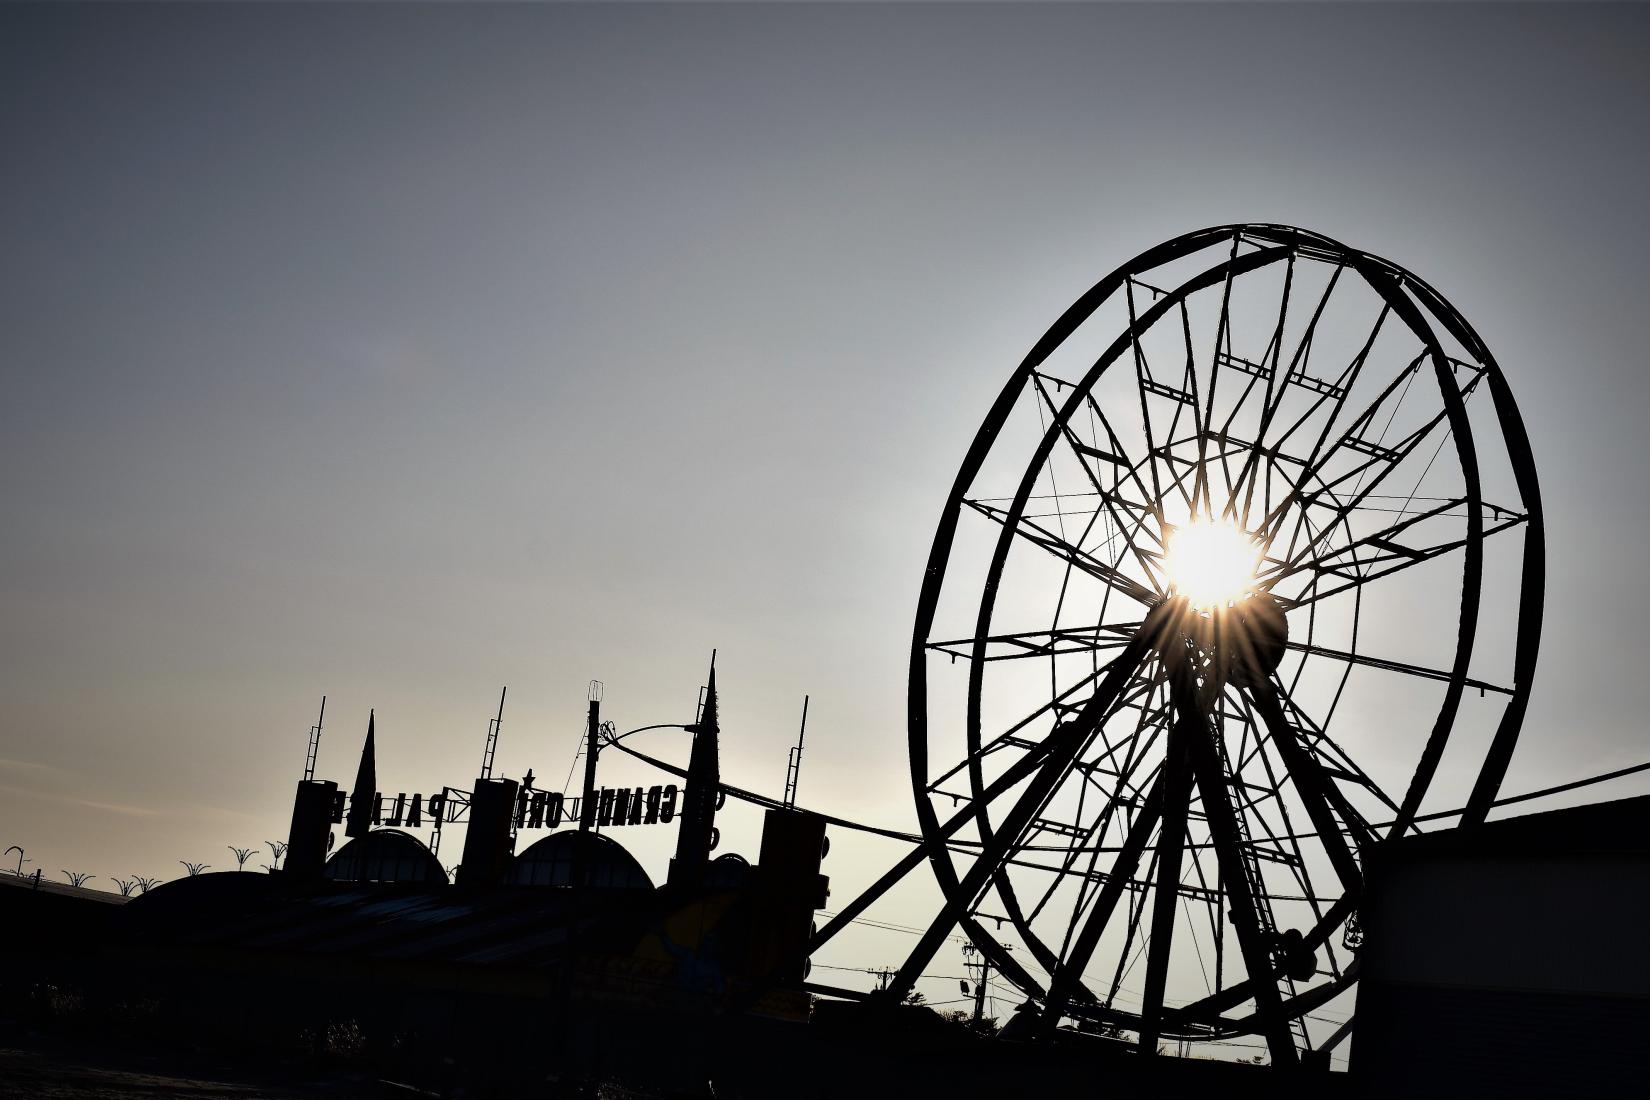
699, 662, 719, 734
669, 653, 722, 888
345, 710, 377, 839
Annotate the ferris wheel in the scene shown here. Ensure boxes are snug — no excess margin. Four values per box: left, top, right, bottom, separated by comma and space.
881, 225, 1543, 1063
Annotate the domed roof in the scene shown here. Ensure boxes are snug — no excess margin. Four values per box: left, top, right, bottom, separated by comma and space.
705, 852, 750, 890
507, 830, 652, 890
324, 828, 447, 885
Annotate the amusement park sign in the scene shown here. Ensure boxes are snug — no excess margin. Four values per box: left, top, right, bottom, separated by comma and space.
337, 784, 683, 832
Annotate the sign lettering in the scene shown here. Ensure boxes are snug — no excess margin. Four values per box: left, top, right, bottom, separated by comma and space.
344, 784, 682, 832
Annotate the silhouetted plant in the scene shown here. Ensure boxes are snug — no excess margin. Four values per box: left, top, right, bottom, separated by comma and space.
180, 861, 208, 876
112, 878, 137, 897
265, 840, 288, 868
228, 846, 255, 871
62, 870, 94, 888
941, 1009, 1000, 1036
5, 845, 26, 877
133, 875, 160, 894
259, 864, 275, 873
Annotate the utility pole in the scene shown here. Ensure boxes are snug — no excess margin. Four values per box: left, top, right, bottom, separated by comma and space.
964, 943, 993, 1024
579, 681, 602, 832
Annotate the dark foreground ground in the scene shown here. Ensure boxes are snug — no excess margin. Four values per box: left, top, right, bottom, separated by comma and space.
0, 1037, 376, 1100
0, 1032, 663, 1100
0, 874, 1349, 1099
0, 1022, 1345, 1100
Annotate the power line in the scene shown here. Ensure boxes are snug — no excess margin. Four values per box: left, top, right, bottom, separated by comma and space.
818, 909, 968, 945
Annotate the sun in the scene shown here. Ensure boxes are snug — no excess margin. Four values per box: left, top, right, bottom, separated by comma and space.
1163, 520, 1263, 609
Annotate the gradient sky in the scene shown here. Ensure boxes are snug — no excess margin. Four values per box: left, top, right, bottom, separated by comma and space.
4, 1, 1650, 1019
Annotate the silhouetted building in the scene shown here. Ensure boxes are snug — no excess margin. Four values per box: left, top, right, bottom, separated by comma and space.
1353, 795, 1650, 1096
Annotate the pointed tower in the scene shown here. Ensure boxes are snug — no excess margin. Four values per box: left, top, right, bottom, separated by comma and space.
668, 655, 722, 888
345, 710, 378, 840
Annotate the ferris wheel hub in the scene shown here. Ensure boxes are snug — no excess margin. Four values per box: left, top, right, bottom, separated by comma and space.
1217, 595, 1291, 688
1143, 594, 1290, 689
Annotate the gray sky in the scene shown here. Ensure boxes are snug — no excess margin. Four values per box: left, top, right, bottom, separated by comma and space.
4, 1, 1650, 1017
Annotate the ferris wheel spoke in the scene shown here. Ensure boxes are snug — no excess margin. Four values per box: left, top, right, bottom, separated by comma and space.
1175, 295, 1208, 455
1229, 261, 1348, 527
1062, 449, 1167, 608
1280, 507, 1525, 609
1215, 963, 1360, 1036
1296, 340, 1428, 489
1276, 635, 1512, 696
1262, 415, 1456, 581
1218, 701, 1326, 917
1267, 681, 1399, 825
1104, 668, 1176, 783
1075, 386, 1176, 565
1036, 767, 1169, 1032
927, 621, 1142, 663
1256, 348, 1434, 547
1149, 301, 1210, 516
820, 661, 1149, 955
1025, 760, 1171, 977
963, 499, 1160, 607
944, 642, 1169, 1002
1033, 683, 1173, 933
1171, 660, 1299, 1064
1170, 893, 1358, 1025
1244, 679, 1364, 894
1189, 232, 1246, 516
926, 666, 1164, 804
886, 629, 1158, 999
1229, 787, 1334, 985
1219, 251, 1293, 441
1233, 685, 1378, 848
1125, 281, 1184, 520
1136, 711, 1199, 1051
1271, 489, 1491, 582
1154, 434, 1239, 520
1274, 352, 1491, 577
1103, 845, 1161, 1014
1034, 772, 1154, 932
1207, 354, 1280, 524
1180, 828, 1228, 995
1031, 373, 1134, 502
999, 715, 1167, 871
1266, 298, 1393, 475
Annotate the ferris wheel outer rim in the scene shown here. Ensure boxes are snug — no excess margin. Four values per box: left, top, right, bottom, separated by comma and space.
902, 224, 1545, 1033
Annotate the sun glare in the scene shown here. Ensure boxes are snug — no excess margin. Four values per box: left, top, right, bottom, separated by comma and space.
1163, 520, 1263, 609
